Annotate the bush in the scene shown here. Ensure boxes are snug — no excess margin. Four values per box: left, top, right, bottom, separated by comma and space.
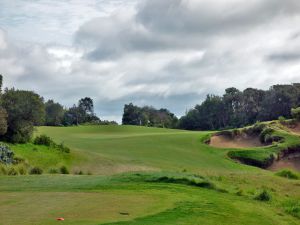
0, 144, 14, 164
291, 107, 300, 121
17, 165, 28, 175
34, 135, 53, 146
34, 135, 71, 153
278, 116, 286, 123
60, 165, 69, 174
276, 170, 299, 180
259, 128, 274, 143
57, 143, 70, 153
254, 190, 271, 201
7, 167, 18, 176
30, 166, 43, 175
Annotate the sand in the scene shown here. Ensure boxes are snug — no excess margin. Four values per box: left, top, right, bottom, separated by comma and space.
268, 153, 300, 172
209, 134, 264, 149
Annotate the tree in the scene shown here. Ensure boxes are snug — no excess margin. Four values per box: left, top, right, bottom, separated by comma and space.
122, 103, 141, 125
1, 88, 45, 143
79, 97, 94, 115
45, 100, 65, 126
291, 107, 300, 121
0, 74, 7, 135
0, 108, 7, 135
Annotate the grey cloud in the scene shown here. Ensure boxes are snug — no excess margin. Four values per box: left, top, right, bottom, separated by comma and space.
136, 0, 300, 34
76, 0, 300, 61
267, 52, 300, 63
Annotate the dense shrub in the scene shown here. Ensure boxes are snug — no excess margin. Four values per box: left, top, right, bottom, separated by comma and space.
276, 170, 299, 180
0, 144, 14, 164
33, 135, 70, 153
30, 166, 43, 175
291, 107, 300, 121
57, 143, 70, 153
7, 167, 18, 176
254, 190, 271, 201
34, 135, 53, 146
259, 128, 274, 143
60, 165, 69, 174
278, 116, 286, 123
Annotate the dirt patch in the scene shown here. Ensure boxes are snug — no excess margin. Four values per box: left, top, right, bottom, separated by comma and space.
209, 133, 265, 149
268, 152, 300, 172
287, 123, 300, 135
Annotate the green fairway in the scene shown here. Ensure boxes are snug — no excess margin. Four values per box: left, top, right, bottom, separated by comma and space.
1, 125, 300, 224
35, 125, 255, 174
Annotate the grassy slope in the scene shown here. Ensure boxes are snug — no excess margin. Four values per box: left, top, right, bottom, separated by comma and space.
35, 125, 255, 174
0, 125, 299, 225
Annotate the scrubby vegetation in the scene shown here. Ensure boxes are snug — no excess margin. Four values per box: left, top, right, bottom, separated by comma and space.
276, 169, 299, 180
254, 189, 272, 202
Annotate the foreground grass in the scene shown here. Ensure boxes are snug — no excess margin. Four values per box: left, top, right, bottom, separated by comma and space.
0, 174, 299, 225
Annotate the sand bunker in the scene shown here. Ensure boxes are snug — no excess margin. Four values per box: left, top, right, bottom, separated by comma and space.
209, 134, 265, 149
268, 152, 300, 172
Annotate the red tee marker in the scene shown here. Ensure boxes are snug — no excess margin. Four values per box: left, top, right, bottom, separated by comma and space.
56, 217, 65, 221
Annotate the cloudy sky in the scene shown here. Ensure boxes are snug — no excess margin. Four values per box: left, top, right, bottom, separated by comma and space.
1, 0, 300, 122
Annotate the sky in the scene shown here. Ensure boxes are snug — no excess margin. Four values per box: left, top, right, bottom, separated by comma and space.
1, 0, 300, 123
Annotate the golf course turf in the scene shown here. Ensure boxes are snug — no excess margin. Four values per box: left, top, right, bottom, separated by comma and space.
1, 124, 300, 224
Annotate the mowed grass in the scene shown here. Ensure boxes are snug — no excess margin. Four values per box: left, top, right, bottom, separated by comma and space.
0, 174, 299, 225
1, 125, 300, 224
36, 125, 255, 174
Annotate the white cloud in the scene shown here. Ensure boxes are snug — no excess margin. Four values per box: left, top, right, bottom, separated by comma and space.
1, 0, 300, 121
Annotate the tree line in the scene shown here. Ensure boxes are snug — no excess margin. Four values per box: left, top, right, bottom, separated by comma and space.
0, 75, 116, 143
121, 84, 300, 130
2, 73, 300, 143
122, 103, 178, 128
178, 84, 300, 130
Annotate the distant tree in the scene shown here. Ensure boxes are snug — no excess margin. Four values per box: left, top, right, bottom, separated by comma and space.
0, 75, 8, 136
122, 103, 141, 125
62, 104, 80, 126
0, 74, 3, 93
122, 103, 178, 128
241, 88, 265, 125
79, 97, 94, 115
1, 88, 45, 143
45, 100, 64, 126
178, 83, 300, 131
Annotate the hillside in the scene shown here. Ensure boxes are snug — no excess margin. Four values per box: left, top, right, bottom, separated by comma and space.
0, 123, 300, 224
